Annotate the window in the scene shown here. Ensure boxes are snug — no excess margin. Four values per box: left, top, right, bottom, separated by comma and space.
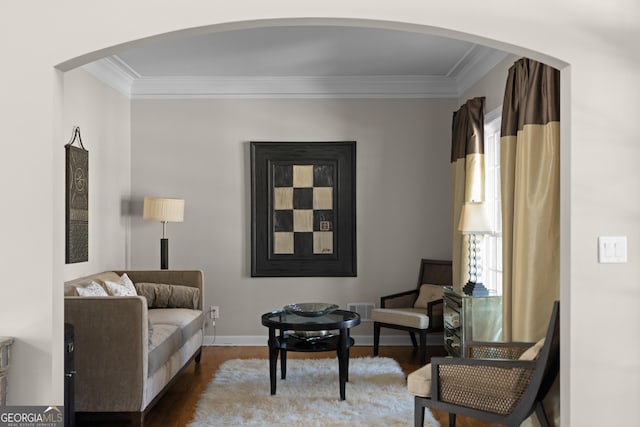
484, 110, 502, 295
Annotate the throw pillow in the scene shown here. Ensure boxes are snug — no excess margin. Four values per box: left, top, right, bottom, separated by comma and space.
76, 281, 108, 297
519, 338, 545, 361
413, 284, 444, 309
134, 282, 200, 309
104, 273, 137, 296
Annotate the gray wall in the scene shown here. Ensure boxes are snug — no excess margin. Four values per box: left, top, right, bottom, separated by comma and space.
130, 98, 456, 341
62, 68, 132, 282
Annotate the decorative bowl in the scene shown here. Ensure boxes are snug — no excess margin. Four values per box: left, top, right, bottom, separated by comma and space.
289, 330, 335, 342
283, 302, 339, 317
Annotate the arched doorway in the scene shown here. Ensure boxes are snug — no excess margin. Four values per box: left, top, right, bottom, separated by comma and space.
55, 16, 570, 425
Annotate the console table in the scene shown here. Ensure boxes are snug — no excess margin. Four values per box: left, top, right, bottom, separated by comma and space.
261, 309, 360, 400
443, 287, 502, 357
0, 336, 14, 406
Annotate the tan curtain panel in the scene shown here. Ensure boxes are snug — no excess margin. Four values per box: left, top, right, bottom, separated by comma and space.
500, 58, 560, 427
451, 97, 485, 292
500, 58, 560, 341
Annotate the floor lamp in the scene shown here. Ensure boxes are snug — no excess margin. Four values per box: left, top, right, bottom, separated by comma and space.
458, 201, 492, 296
143, 197, 185, 270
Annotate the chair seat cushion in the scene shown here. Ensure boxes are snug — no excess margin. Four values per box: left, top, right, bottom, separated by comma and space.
371, 308, 430, 329
407, 363, 432, 397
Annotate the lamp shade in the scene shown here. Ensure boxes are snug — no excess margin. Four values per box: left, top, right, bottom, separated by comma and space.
458, 202, 492, 234
143, 197, 185, 222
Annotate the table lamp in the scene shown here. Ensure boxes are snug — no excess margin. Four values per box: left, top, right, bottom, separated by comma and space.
143, 197, 184, 269
458, 201, 492, 296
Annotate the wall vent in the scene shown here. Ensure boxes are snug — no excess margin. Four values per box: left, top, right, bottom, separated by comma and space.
347, 302, 376, 321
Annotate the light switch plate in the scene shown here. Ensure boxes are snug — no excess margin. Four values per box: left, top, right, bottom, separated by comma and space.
598, 236, 628, 263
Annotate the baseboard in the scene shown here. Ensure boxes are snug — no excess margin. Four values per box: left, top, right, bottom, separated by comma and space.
203, 333, 443, 347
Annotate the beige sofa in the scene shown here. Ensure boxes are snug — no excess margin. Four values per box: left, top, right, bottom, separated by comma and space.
64, 270, 205, 427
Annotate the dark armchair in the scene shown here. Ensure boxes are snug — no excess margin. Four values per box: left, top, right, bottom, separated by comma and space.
409, 300, 560, 427
372, 259, 452, 365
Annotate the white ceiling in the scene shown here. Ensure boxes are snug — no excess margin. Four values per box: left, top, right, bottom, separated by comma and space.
84, 25, 508, 98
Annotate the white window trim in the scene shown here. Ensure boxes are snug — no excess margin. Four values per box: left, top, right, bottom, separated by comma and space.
484, 106, 503, 295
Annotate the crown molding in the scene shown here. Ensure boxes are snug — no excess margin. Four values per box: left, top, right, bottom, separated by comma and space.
451, 46, 509, 95
81, 56, 136, 96
82, 48, 507, 99
129, 75, 459, 99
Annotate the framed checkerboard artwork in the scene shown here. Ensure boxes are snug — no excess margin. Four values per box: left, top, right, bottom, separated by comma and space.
251, 141, 356, 277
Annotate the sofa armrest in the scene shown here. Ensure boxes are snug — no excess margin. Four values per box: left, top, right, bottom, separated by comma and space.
64, 296, 148, 412
115, 270, 204, 310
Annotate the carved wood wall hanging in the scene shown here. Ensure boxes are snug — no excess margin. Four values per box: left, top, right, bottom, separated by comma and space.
65, 126, 88, 263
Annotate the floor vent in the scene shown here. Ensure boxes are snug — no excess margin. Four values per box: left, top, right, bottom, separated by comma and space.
347, 302, 376, 321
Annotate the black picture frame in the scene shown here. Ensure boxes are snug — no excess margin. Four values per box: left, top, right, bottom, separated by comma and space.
251, 141, 356, 277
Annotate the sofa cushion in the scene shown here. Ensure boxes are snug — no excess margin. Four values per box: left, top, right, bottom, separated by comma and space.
147, 319, 154, 346
148, 308, 205, 345
147, 309, 204, 377
135, 282, 200, 309
148, 324, 181, 376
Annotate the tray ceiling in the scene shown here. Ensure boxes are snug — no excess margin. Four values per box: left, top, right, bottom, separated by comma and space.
83, 25, 508, 98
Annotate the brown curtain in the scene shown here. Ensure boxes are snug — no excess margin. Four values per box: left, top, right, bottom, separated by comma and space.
451, 97, 485, 292
500, 58, 560, 426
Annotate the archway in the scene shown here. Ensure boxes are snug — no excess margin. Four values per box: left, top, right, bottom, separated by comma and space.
55, 17, 570, 425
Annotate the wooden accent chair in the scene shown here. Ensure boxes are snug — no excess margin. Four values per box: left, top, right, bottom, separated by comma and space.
409, 300, 560, 427
372, 259, 452, 365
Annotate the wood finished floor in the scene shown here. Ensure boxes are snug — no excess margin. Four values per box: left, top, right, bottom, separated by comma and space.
86, 346, 500, 427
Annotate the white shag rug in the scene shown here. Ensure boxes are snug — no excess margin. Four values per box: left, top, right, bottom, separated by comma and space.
188, 357, 440, 427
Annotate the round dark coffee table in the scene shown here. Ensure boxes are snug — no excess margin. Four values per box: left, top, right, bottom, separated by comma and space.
261, 309, 361, 400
